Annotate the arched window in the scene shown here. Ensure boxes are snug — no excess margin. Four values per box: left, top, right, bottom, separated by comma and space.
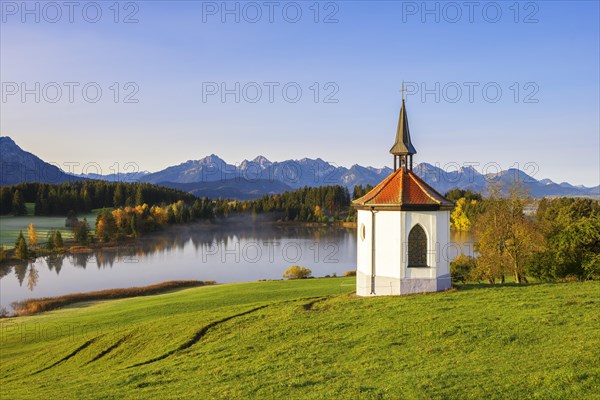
408, 224, 428, 267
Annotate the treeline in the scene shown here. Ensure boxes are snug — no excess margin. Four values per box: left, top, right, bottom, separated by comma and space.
352, 184, 374, 200
4, 198, 226, 261
452, 190, 600, 283
247, 185, 352, 222
1, 180, 361, 223
0, 181, 197, 216
95, 199, 218, 241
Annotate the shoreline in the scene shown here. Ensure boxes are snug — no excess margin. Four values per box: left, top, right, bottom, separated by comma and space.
0, 219, 357, 266
7, 280, 216, 317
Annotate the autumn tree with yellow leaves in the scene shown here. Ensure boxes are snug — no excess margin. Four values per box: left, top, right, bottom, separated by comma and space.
27, 223, 38, 248
474, 184, 544, 284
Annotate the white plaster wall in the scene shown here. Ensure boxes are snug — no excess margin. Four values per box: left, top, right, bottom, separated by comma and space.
436, 210, 451, 276
355, 208, 452, 296
356, 210, 372, 276
373, 211, 402, 279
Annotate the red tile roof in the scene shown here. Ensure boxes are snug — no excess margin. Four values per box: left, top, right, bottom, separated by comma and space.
353, 167, 454, 210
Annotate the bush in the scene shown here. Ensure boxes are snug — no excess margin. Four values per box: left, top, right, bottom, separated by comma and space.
525, 251, 556, 282
343, 270, 357, 277
283, 265, 312, 279
450, 255, 477, 283
65, 210, 79, 228
583, 253, 600, 280
11, 280, 216, 316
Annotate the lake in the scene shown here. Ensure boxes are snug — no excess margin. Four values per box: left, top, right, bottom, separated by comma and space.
0, 222, 474, 309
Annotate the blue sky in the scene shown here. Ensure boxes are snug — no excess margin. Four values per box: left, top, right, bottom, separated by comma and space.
1, 1, 599, 186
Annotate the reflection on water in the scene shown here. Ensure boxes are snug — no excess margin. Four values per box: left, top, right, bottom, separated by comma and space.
0, 223, 357, 308
0, 223, 474, 309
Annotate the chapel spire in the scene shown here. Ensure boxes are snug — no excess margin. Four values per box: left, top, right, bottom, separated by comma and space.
389, 82, 417, 171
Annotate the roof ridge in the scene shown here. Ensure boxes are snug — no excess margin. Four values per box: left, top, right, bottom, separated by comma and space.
409, 171, 453, 205
407, 172, 442, 204
352, 167, 403, 205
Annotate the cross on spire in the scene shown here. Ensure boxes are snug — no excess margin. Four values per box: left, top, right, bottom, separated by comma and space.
390, 84, 417, 171
400, 80, 405, 101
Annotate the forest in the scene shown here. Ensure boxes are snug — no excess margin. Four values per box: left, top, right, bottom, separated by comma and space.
0, 181, 197, 216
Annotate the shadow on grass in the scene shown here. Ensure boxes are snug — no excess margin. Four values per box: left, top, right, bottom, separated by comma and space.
454, 280, 579, 291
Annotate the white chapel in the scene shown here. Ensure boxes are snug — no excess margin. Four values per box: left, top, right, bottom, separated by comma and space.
352, 96, 454, 296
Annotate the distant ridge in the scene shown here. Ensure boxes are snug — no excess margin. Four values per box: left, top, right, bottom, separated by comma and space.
1, 136, 598, 199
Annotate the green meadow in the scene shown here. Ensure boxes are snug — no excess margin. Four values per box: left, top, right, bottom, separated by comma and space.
0, 204, 98, 247
1, 278, 598, 399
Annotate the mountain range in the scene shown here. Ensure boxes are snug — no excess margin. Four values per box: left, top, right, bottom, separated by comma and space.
1, 136, 598, 199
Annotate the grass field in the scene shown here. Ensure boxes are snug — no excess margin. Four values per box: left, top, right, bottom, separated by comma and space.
1, 278, 598, 399
0, 204, 98, 247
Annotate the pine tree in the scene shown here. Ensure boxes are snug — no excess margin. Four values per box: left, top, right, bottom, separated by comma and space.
130, 214, 138, 237
12, 190, 26, 216
46, 230, 57, 250
15, 231, 28, 260
82, 189, 92, 212
135, 186, 144, 206
113, 184, 125, 208
53, 230, 64, 249
0, 187, 12, 215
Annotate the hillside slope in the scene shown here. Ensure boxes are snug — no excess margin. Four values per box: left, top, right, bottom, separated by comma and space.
0, 136, 81, 185
1, 278, 598, 399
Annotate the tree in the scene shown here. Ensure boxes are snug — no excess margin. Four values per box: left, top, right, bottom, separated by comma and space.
46, 230, 64, 250
27, 223, 38, 248
283, 265, 312, 279
15, 231, 28, 260
113, 184, 125, 208
73, 218, 90, 244
474, 184, 544, 284
0, 187, 12, 215
445, 189, 482, 203
314, 205, 323, 222
474, 194, 510, 284
12, 189, 26, 216
82, 189, 92, 211
130, 213, 138, 237
96, 209, 117, 242
534, 198, 600, 280
135, 187, 144, 206
450, 198, 471, 231
554, 216, 600, 280
53, 230, 64, 249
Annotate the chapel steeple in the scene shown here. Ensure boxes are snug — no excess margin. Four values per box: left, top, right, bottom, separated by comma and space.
389, 83, 416, 171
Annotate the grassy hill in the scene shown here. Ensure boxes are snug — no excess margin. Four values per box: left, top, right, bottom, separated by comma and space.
1, 278, 598, 399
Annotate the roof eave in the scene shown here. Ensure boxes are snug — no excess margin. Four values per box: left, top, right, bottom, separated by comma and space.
353, 203, 453, 211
